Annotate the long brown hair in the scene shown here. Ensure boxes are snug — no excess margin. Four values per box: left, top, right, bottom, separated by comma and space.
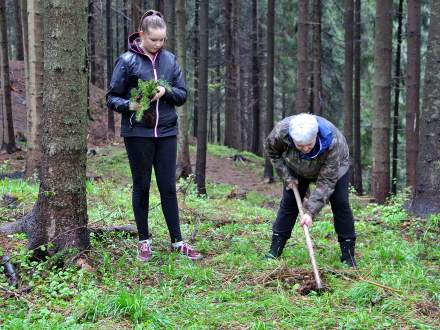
138, 9, 166, 33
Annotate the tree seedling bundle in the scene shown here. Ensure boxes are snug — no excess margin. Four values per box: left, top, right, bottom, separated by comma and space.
130, 79, 171, 122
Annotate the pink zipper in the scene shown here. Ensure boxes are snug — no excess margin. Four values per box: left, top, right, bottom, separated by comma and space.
147, 52, 159, 137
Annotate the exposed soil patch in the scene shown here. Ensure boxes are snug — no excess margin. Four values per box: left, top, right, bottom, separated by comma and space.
247, 265, 329, 295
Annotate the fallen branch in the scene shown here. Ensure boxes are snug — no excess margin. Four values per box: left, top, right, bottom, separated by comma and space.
325, 268, 403, 294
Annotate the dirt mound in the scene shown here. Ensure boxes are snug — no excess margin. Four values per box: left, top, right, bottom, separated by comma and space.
247, 265, 329, 295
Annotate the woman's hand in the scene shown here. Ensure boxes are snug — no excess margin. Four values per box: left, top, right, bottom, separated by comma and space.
300, 213, 313, 228
151, 86, 166, 102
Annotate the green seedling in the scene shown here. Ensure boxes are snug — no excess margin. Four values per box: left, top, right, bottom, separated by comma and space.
130, 79, 171, 122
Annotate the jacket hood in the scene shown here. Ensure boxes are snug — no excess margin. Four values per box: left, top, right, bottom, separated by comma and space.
300, 116, 333, 160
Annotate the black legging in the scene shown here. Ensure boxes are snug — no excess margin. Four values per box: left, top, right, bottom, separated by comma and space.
272, 172, 356, 242
124, 136, 182, 242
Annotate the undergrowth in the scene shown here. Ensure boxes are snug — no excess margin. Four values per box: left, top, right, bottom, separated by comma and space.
0, 143, 438, 329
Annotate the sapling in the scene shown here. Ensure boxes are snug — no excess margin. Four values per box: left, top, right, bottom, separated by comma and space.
130, 79, 172, 122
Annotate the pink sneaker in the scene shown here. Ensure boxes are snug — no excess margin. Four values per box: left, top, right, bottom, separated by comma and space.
138, 240, 152, 262
172, 242, 203, 260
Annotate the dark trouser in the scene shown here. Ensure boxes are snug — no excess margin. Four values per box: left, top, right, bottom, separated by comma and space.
272, 172, 356, 242
124, 136, 182, 243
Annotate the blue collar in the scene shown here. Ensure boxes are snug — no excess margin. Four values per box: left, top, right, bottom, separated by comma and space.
300, 136, 322, 160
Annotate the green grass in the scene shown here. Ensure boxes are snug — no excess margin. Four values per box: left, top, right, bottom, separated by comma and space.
0, 143, 439, 329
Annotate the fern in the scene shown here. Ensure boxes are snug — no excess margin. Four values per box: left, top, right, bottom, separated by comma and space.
130, 79, 172, 122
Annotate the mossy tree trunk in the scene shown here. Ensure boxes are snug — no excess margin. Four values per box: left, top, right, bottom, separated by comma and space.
28, 0, 90, 254
410, 0, 440, 216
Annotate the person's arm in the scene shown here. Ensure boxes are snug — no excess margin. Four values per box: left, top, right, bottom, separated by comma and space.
161, 58, 187, 106
264, 127, 297, 184
304, 145, 340, 217
106, 57, 131, 113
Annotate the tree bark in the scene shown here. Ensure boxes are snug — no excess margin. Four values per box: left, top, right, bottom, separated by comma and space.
20, 0, 30, 155
123, 0, 128, 51
392, 0, 404, 195
250, 0, 260, 155
192, 0, 199, 137
196, 0, 208, 195
24, 0, 44, 178
13, 0, 24, 61
405, 0, 421, 191
0, 0, 17, 153
263, 0, 274, 182
409, 0, 440, 216
344, 0, 354, 185
164, 0, 175, 53
353, 0, 363, 194
27, 0, 90, 254
106, 0, 115, 138
372, 0, 392, 203
89, 0, 97, 85
312, 0, 322, 116
224, 0, 240, 149
176, 0, 192, 179
132, 0, 142, 33
296, 0, 308, 114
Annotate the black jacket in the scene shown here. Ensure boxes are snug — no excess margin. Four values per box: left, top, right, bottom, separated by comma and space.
106, 33, 187, 137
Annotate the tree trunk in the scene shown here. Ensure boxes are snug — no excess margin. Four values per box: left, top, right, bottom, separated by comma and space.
196, 0, 208, 195
132, 0, 142, 33
353, 0, 362, 194
215, 49, 221, 144
263, 0, 274, 182
106, 0, 115, 138
154, 0, 164, 13
20, 0, 30, 153
391, 0, 404, 195
192, 0, 199, 137
176, 0, 192, 179
372, 0, 392, 203
0, 0, 17, 154
250, 0, 260, 155
344, 0, 354, 185
13, 0, 24, 61
28, 0, 89, 254
24, 0, 44, 178
406, 0, 421, 191
410, 0, 440, 216
224, 0, 240, 149
123, 0, 128, 51
295, 0, 308, 114
164, 0, 175, 53
89, 1, 97, 85
312, 0, 322, 116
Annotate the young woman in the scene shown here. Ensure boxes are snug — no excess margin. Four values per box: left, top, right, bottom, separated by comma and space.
107, 10, 202, 262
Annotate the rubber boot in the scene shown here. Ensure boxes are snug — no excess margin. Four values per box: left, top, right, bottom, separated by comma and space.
339, 238, 357, 268
265, 233, 288, 259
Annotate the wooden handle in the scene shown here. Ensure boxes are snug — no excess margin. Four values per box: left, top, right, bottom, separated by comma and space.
292, 186, 323, 289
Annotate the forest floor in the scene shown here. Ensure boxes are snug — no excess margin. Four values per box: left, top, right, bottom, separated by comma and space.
0, 71, 439, 328
0, 141, 439, 329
